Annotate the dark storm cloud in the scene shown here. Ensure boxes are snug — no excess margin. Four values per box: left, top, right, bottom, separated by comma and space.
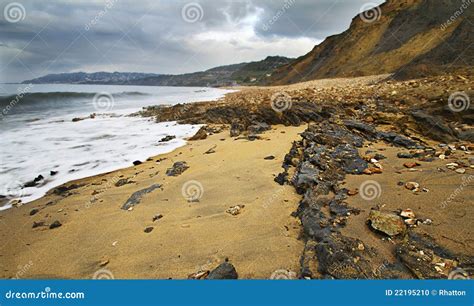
0, 0, 385, 83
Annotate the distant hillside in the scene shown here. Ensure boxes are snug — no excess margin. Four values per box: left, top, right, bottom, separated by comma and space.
22, 56, 293, 87
23, 72, 160, 85
268, 0, 473, 85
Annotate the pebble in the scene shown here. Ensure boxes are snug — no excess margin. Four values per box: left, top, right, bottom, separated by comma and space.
405, 182, 420, 191
29, 208, 39, 216
455, 168, 466, 174
226, 205, 245, 216
49, 220, 62, 229
144, 226, 154, 233
347, 189, 359, 196
400, 209, 416, 219
404, 162, 420, 168
152, 214, 163, 222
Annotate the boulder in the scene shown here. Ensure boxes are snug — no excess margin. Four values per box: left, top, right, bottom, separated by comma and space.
207, 262, 238, 279
368, 210, 406, 236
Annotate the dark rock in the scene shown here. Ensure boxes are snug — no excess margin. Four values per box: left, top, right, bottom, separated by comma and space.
115, 178, 133, 187
166, 161, 189, 176
159, 135, 176, 142
121, 184, 162, 210
144, 226, 154, 233
378, 132, 419, 148
458, 129, 474, 142
247, 134, 261, 141
133, 160, 142, 166
230, 121, 243, 137
49, 220, 62, 229
411, 111, 457, 142
24, 175, 44, 188
207, 262, 238, 279
53, 184, 82, 196
32, 221, 45, 228
189, 126, 207, 140
395, 233, 468, 279
264, 155, 275, 160
397, 152, 414, 159
344, 120, 376, 135
29, 208, 39, 216
374, 153, 386, 160
204, 145, 216, 154
152, 214, 163, 222
274, 172, 287, 185
295, 162, 319, 192
50, 171, 58, 176
247, 122, 270, 134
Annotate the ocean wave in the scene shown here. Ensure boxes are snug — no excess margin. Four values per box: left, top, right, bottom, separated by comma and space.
0, 91, 150, 106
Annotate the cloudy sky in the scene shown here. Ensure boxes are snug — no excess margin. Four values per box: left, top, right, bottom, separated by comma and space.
0, 0, 384, 83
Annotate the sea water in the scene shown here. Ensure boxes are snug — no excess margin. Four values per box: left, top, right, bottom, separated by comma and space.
0, 84, 233, 209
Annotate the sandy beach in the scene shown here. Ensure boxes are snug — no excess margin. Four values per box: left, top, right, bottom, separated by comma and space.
0, 124, 305, 279
1, 73, 472, 279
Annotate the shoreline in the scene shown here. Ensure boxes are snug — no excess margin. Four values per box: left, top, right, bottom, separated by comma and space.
1, 73, 472, 279
0, 85, 236, 210
0, 124, 305, 279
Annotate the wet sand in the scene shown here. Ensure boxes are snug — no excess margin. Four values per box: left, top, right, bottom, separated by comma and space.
0, 125, 305, 279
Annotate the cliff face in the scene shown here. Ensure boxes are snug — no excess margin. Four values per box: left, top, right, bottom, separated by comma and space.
268, 0, 473, 84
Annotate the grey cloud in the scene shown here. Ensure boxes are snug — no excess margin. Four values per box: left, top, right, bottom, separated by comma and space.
0, 0, 385, 83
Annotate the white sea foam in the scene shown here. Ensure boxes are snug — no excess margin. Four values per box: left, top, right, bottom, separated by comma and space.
0, 85, 233, 209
